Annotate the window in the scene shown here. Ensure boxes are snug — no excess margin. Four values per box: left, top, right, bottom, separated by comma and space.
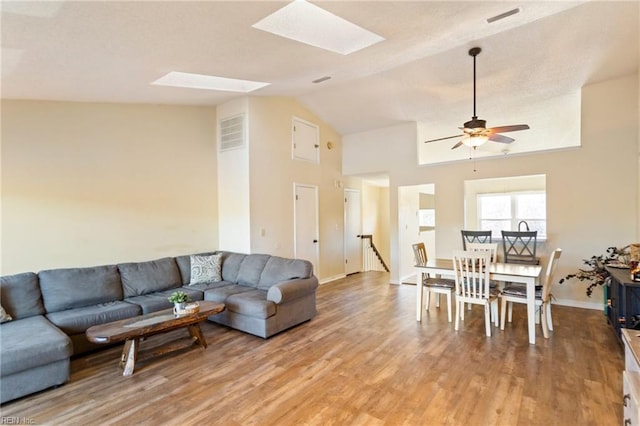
477, 192, 546, 238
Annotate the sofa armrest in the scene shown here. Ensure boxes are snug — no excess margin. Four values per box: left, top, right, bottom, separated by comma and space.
267, 277, 318, 304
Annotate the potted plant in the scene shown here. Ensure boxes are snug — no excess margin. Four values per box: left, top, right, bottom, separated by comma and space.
559, 245, 630, 297
168, 291, 189, 311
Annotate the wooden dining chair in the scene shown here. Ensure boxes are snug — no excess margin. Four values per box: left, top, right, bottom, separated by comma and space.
465, 242, 500, 318
461, 230, 492, 250
500, 248, 562, 338
501, 231, 539, 264
412, 243, 455, 322
452, 250, 499, 336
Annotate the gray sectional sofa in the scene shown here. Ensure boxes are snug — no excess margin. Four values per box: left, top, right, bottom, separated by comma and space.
0, 251, 318, 404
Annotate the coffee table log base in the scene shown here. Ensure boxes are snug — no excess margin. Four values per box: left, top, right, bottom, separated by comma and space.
117, 323, 208, 376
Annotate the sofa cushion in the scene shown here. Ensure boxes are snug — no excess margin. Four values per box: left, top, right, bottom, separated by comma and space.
220, 252, 246, 283
225, 290, 276, 319
118, 257, 181, 297
257, 257, 313, 290
0, 315, 72, 376
184, 281, 233, 293
190, 254, 222, 284
204, 284, 253, 304
45, 301, 141, 335
236, 254, 271, 288
175, 251, 217, 285
125, 287, 204, 314
0, 272, 45, 320
39, 265, 122, 313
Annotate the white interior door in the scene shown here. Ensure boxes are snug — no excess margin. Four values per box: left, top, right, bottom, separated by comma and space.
344, 189, 362, 275
294, 184, 319, 276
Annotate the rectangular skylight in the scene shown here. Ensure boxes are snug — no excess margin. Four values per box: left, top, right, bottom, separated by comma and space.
151, 72, 269, 93
252, 0, 385, 55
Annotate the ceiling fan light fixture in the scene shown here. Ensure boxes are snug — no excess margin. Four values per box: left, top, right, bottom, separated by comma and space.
464, 134, 489, 148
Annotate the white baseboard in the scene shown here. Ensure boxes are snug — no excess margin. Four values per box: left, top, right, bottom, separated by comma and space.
399, 273, 416, 285
319, 274, 346, 285
552, 298, 603, 311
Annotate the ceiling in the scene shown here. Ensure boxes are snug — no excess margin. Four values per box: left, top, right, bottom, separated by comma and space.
1, 1, 638, 137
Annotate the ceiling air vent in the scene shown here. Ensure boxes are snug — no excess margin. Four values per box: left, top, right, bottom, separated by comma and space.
219, 114, 245, 151
487, 8, 520, 23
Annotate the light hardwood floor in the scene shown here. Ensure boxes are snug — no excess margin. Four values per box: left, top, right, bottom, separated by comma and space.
1, 272, 623, 425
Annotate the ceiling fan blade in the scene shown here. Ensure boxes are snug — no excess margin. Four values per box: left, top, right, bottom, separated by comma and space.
489, 124, 530, 133
488, 133, 515, 144
451, 140, 464, 150
424, 134, 465, 143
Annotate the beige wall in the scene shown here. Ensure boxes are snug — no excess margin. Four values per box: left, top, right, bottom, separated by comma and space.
217, 98, 251, 253
1, 100, 218, 274
345, 74, 639, 309
248, 97, 350, 281
0, 97, 353, 281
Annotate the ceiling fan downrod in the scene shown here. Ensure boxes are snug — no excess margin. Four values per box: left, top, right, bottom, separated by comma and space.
469, 47, 481, 121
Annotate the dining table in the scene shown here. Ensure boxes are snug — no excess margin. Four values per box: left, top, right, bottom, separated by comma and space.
415, 258, 543, 344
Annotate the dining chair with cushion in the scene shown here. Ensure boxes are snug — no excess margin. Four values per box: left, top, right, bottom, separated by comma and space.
452, 250, 499, 336
461, 230, 492, 250
500, 248, 562, 338
412, 243, 455, 322
501, 230, 539, 265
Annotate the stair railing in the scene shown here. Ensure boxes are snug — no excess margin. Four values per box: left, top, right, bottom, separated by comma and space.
359, 235, 389, 272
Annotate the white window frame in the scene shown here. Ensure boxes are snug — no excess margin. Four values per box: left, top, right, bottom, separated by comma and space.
477, 191, 547, 238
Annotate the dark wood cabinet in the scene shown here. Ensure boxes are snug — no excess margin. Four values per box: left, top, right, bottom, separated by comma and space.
607, 266, 640, 343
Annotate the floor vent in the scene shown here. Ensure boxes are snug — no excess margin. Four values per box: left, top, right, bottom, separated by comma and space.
219, 114, 245, 151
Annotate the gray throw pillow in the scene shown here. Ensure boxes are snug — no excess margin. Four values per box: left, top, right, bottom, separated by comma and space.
190, 254, 222, 284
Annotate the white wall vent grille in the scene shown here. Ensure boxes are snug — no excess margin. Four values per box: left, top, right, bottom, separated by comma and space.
219, 114, 246, 151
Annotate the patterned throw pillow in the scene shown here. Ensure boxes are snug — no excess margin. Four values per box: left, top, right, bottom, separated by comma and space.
0, 305, 13, 323
190, 254, 222, 284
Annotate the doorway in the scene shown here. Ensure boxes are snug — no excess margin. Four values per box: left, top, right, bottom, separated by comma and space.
398, 184, 436, 283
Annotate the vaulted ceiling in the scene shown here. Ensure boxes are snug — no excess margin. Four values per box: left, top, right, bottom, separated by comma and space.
2, 1, 637, 137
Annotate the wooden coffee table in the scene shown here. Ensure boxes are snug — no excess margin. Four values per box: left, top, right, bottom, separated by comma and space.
86, 301, 225, 376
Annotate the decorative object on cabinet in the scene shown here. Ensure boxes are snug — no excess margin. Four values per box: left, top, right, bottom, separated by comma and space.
559, 245, 631, 297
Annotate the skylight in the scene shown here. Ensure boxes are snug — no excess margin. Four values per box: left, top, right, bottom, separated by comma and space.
151, 72, 269, 93
252, 0, 385, 55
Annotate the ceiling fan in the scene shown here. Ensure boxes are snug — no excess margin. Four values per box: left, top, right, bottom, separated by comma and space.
424, 47, 530, 150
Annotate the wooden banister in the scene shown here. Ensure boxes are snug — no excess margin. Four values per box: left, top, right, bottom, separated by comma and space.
359, 235, 389, 272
